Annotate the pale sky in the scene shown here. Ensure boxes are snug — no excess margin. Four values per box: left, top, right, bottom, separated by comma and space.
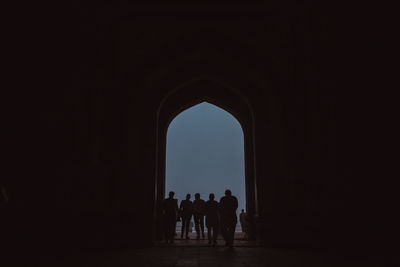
166, 102, 246, 216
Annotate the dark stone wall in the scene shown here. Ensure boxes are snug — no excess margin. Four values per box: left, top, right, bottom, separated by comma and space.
3, 3, 390, 259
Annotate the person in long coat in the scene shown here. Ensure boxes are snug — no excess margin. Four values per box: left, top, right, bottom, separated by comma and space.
179, 194, 193, 239
219, 189, 238, 247
163, 191, 178, 243
204, 193, 219, 245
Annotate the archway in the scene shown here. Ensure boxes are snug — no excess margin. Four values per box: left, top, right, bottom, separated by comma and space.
166, 102, 246, 236
154, 79, 257, 242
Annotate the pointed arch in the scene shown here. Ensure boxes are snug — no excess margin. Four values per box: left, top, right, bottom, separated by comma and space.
153, 79, 258, 242
166, 102, 246, 227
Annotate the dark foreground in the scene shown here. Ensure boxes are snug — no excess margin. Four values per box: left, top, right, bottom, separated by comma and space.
5, 244, 385, 267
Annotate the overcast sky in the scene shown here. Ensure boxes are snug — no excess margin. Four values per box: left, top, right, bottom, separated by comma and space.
166, 102, 246, 215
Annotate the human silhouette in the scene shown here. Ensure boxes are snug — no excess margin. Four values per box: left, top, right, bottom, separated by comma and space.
163, 191, 178, 243
204, 193, 219, 245
189, 221, 193, 233
179, 193, 193, 239
193, 193, 205, 240
219, 189, 238, 247
239, 209, 248, 239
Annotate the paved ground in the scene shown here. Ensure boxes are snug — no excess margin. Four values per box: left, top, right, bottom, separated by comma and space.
52, 246, 381, 267
5, 233, 387, 266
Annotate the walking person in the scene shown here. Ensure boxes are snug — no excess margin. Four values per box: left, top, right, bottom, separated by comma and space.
163, 191, 178, 243
239, 209, 248, 239
179, 194, 193, 239
193, 193, 205, 240
219, 189, 238, 247
204, 193, 219, 245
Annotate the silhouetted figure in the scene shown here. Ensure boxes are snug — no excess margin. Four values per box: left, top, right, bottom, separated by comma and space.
189, 221, 193, 233
193, 193, 205, 239
175, 213, 181, 237
163, 191, 178, 243
204, 193, 219, 245
239, 209, 248, 239
180, 194, 193, 239
219, 189, 238, 247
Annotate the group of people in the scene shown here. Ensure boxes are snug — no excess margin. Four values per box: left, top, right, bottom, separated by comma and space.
163, 189, 241, 247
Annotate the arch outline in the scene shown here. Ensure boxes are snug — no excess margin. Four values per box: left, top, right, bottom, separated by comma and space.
153, 78, 258, 242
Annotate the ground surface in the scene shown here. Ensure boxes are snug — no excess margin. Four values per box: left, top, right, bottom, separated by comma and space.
5, 233, 387, 266
39, 246, 381, 267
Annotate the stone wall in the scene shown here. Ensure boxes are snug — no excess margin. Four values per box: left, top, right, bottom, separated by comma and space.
3, 4, 388, 256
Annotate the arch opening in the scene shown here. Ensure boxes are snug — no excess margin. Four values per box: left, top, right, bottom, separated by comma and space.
154, 80, 257, 243
166, 102, 246, 235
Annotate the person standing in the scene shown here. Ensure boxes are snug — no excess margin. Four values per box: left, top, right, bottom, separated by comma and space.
193, 193, 205, 240
163, 191, 178, 243
219, 189, 238, 247
189, 221, 193, 233
204, 193, 219, 245
180, 194, 193, 239
239, 209, 248, 239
